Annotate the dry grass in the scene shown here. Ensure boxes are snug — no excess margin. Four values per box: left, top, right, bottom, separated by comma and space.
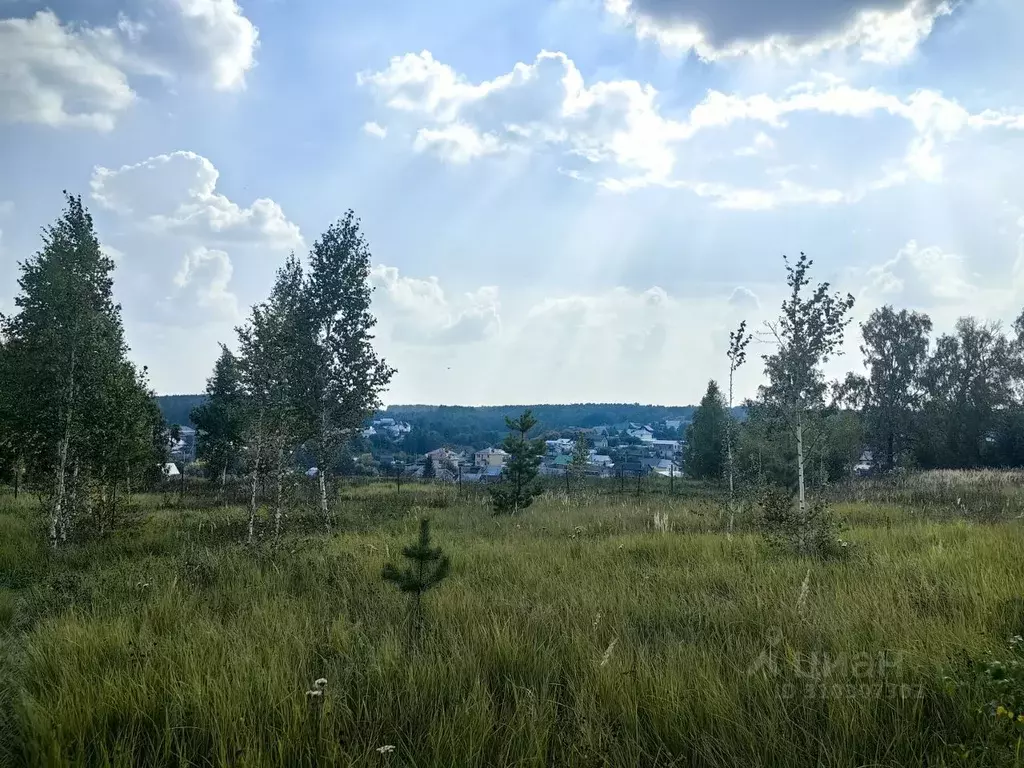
1, 480, 1023, 767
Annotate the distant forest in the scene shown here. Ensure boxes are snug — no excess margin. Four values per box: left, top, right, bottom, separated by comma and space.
155, 397, 726, 452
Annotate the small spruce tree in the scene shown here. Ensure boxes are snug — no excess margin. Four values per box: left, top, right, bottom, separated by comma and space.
382, 517, 450, 642
422, 454, 436, 480
490, 410, 545, 515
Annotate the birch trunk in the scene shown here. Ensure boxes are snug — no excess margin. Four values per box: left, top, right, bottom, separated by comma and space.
274, 444, 283, 537
248, 411, 264, 544
796, 412, 807, 553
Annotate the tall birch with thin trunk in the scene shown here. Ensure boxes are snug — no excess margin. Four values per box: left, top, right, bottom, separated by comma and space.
237, 256, 305, 543
759, 254, 854, 554
297, 212, 395, 531
726, 322, 751, 535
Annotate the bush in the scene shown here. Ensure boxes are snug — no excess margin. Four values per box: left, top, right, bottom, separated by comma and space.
757, 485, 848, 559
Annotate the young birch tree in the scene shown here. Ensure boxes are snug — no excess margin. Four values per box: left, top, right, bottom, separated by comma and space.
237, 257, 305, 541
298, 212, 395, 530
759, 254, 854, 552
726, 322, 752, 534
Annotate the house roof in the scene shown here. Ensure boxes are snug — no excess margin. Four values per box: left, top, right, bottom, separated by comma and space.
552, 455, 572, 466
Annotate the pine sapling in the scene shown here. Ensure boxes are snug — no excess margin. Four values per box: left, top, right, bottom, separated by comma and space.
382, 517, 450, 644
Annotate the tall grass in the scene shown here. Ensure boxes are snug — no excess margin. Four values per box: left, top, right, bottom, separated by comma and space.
0, 483, 1022, 766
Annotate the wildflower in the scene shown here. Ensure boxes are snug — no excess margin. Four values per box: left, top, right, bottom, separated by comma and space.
796, 569, 811, 616
306, 689, 322, 700
600, 637, 618, 667
1018, 714, 1024, 723
996, 705, 1007, 717
376, 744, 396, 754
315, 678, 327, 690
592, 612, 602, 631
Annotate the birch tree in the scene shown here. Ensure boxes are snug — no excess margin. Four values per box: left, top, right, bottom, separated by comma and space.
726, 321, 752, 535
1, 194, 133, 546
236, 256, 305, 541
298, 212, 395, 530
759, 253, 854, 553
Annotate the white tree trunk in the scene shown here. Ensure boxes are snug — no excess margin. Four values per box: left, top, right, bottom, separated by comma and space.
727, 368, 736, 536
318, 470, 329, 531
52, 429, 70, 548
796, 413, 807, 553
274, 444, 283, 537
248, 414, 264, 544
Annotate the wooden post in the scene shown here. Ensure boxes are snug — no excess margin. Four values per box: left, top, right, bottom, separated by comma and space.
636, 469, 642, 499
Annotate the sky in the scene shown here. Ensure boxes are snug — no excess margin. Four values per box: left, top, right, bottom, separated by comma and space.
1, 0, 1024, 406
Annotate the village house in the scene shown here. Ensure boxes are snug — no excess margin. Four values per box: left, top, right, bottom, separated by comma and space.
474, 447, 509, 470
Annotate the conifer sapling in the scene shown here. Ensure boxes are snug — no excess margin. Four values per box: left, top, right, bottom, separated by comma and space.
382, 517, 450, 641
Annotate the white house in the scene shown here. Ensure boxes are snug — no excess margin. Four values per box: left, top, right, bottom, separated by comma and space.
627, 425, 655, 442
474, 447, 508, 469
362, 426, 377, 439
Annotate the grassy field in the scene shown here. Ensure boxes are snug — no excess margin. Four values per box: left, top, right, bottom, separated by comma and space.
2, 477, 1024, 767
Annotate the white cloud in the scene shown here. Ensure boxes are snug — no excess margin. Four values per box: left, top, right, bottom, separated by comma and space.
360, 49, 1024, 206
0, 11, 135, 130
866, 239, 975, 304
370, 264, 501, 345
89, 150, 300, 335
728, 286, 761, 309
0, 2, 258, 130
363, 121, 388, 138
91, 151, 304, 249
734, 131, 775, 157
170, 246, 240, 322
413, 123, 506, 163
605, 0, 953, 64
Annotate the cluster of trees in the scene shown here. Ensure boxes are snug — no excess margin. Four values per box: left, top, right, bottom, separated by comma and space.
0, 195, 166, 546
684, 253, 1024, 493
189, 212, 394, 538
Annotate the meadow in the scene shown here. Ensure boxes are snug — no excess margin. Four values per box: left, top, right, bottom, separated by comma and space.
1, 475, 1023, 767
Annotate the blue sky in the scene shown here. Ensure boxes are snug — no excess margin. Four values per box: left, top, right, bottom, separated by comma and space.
2, 0, 1024, 405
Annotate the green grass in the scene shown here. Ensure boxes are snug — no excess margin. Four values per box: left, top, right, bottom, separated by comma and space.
1, 480, 1023, 767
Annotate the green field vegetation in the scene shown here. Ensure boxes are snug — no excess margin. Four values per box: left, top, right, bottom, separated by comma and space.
2, 475, 1024, 767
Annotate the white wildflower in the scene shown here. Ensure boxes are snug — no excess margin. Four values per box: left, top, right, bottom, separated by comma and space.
306, 689, 322, 699
376, 744, 396, 754
600, 637, 618, 667
315, 677, 327, 689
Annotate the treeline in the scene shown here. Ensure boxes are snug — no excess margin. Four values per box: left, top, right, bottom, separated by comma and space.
683, 256, 1024, 492
0, 195, 166, 545
154, 400, 716, 452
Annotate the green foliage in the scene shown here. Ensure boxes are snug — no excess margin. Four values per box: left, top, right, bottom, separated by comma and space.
569, 432, 589, 485
490, 410, 546, 515
684, 380, 728, 480
422, 455, 436, 480
0, 193, 159, 544
190, 344, 245, 483
381, 517, 450, 640
756, 485, 847, 559
851, 306, 933, 472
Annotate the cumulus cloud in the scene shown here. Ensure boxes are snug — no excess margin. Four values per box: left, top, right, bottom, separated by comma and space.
728, 286, 761, 309
866, 239, 975, 304
0, 11, 135, 130
91, 151, 303, 249
89, 150, 300, 334
370, 264, 501, 345
363, 121, 388, 138
359, 49, 1024, 207
169, 246, 240, 322
0, 1, 258, 130
605, 0, 953, 63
